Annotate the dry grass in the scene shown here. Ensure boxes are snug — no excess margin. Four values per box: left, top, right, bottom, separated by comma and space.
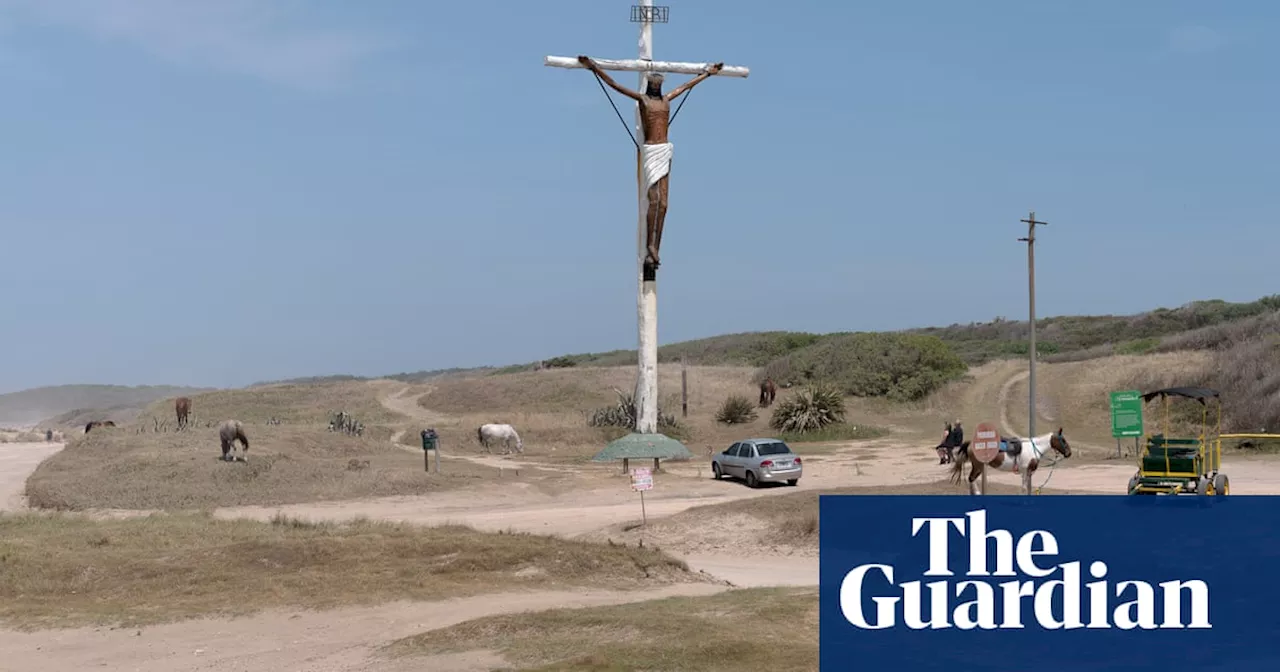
1004, 352, 1214, 448
915, 354, 1221, 454
0, 512, 701, 630
775, 423, 888, 444
24, 424, 498, 510
409, 365, 893, 459
420, 365, 752, 416
138, 380, 402, 428
385, 586, 817, 671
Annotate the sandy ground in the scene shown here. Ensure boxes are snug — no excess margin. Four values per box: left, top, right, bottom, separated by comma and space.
8, 389, 1280, 671
0, 441, 65, 511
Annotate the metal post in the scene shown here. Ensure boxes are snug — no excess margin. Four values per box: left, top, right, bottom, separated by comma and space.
681, 357, 688, 418
1019, 211, 1048, 439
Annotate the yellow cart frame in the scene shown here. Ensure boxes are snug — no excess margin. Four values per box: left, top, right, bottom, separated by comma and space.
1127, 387, 1228, 496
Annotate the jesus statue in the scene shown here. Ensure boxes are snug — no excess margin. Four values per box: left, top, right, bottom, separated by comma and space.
577, 56, 724, 275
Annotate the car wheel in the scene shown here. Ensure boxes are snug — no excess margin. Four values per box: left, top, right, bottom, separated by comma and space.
745, 471, 758, 488
712, 463, 723, 480
787, 479, 798, 487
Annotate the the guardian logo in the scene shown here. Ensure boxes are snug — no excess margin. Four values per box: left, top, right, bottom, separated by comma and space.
840, 509, 1211, 631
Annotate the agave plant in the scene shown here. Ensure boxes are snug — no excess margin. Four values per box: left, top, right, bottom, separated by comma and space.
588, 388, 680, 431
769, 383, 846, 433
715, 395, 758, 425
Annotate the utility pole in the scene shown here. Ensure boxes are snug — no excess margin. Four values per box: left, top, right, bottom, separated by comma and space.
1018, 211, 1048, 440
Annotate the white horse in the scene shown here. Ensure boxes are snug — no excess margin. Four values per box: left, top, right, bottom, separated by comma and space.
477, 423, 523, 455
949, 429, 1072, 495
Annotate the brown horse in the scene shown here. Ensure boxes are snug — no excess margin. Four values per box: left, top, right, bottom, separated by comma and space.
949, 428, 1072, 495
84, 420, 116, 434
758, 377, 778, 407
218, 419, 249, 462
175, 397, 192, 429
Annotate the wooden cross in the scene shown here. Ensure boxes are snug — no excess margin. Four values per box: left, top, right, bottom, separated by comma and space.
543, 1, 748, 435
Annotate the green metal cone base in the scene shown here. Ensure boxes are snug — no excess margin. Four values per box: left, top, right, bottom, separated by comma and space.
592, 432, 693, 462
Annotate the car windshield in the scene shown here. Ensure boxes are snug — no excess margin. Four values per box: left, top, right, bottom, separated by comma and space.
756, 442, 792, 456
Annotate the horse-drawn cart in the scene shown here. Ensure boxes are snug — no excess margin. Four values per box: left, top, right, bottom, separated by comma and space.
1127, 386, 1228, 496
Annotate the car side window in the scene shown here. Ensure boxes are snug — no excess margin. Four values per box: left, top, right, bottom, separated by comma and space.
740, 444, 755, 459
726, 443, 740, 456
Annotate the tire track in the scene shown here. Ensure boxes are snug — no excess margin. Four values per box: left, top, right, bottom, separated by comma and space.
997, 369, 1029, 437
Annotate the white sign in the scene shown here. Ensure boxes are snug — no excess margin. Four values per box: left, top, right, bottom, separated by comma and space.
631, 467, 654, 491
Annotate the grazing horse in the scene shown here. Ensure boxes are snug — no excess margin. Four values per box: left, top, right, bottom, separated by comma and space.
218, 419, 250, 462
175, 397, 192, 430
477, 423, 523, 454
949, 428, 1072, 495
758, 378, 778, 407
84, 420, 116, 434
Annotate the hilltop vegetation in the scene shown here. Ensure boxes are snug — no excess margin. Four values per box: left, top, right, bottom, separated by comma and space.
515, 296, 1280, 371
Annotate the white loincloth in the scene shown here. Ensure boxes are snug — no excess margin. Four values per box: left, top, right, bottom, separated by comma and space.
641, 142, 673, 193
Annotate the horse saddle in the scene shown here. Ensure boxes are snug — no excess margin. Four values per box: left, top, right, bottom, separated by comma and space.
999, 436, 1022, 454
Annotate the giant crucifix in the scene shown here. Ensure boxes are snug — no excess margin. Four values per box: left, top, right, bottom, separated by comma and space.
545, 2, 748, 438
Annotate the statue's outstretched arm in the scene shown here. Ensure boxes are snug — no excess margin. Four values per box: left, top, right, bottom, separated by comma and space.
664, 63, 724, 101
577, 56, 642, 101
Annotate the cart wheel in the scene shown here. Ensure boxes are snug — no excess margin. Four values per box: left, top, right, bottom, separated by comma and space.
1127, 475, 1140, 494
1196, 476, 1211, 496
1213, 473, 1229, 496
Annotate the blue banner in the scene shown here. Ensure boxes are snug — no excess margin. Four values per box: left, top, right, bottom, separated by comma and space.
819, 495, 1280, 671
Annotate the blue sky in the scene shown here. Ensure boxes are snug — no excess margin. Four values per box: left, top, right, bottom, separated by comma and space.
0, 0, 1275, 392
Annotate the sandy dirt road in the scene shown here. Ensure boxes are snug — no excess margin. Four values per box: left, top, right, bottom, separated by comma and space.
0, 441, 64, 511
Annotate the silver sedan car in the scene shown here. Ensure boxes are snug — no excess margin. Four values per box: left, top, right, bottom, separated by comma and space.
711, 438, 802, 488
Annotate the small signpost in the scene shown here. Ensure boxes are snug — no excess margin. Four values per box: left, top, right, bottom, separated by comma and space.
421, 428, 440, 474
631, 466, 653, 525
1110, 390, 1144, 458
972, 421, 1000, 495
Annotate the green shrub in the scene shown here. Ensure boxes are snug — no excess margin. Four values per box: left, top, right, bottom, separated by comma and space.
769, 384, 846, 433
715, 395, 758, 425
761, 333, 967, 402
1115, 338, 1159, 356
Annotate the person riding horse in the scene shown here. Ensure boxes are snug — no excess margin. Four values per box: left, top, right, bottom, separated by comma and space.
936, 419, 964, 464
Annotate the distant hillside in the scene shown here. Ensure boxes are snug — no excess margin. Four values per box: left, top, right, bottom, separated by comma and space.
497, 295, 1280, 372
0, 384, 213, 427
39, 405, 154, 430
251, 366, 493, 387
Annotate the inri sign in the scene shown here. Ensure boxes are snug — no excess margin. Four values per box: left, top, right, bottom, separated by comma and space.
840, 509, 1211, 630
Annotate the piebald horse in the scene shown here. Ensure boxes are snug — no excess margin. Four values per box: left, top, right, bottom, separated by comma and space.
218, 419, 250, 462
949, 429, 1072, 495
477, 423, 523, 454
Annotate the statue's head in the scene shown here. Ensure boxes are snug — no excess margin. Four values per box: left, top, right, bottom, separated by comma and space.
645, 73, 664, 97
